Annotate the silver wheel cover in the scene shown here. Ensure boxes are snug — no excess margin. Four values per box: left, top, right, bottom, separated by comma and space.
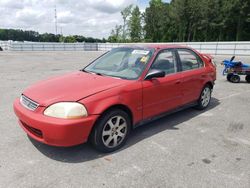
102, 115, 127, 148
201, 87, 211, 107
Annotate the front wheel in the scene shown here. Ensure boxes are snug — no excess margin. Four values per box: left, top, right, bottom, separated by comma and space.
90, 109, 131, 153
195, 85, 212, 110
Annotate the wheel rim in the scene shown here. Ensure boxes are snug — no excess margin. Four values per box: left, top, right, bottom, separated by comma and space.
102, 115, 127, 148
231, 75, 239, 82
201, 87, 211, 107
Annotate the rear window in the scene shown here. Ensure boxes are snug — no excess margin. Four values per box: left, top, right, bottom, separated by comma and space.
178, 49, 204, 71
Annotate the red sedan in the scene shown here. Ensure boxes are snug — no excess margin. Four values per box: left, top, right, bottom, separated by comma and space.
13, 45, 216, 152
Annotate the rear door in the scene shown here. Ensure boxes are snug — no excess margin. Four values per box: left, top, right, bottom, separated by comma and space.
176, 49, 206, 104
142, 49, 183, 119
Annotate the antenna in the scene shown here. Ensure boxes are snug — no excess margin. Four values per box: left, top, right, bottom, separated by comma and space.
54, 5, 58, 35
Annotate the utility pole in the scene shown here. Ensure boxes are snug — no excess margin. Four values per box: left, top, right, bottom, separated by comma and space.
54, 5, 58, 35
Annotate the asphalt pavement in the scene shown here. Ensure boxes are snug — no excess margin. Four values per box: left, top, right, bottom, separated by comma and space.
0, 51, 249, 188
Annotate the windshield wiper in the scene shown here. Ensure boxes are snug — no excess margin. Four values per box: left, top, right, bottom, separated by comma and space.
82, 69, 130, 79
81, 69, 104, 76
95, 72, 103, 76
81, 69, 90, 73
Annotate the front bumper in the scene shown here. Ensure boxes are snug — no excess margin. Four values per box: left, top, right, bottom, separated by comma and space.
13, 98, 99, 147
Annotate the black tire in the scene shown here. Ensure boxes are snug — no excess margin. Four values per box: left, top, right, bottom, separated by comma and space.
227, 73, 233, 82
90, 109, 131, 153
195, 85, 212, 110
230, 74, 240, 83
245, 75, 250, 83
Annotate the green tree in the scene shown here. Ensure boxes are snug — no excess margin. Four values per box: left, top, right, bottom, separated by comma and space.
128, 6, 142, 42
121, 4, 133, 41
59, 35, 65, 42
221, 0, 250, 41
39, 33, 60, 42
144, 0, 169, 42
108, 25, 123, 42
64, 36, 77, 43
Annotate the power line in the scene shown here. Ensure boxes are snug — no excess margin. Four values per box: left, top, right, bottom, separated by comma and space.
54, 5, 58, 35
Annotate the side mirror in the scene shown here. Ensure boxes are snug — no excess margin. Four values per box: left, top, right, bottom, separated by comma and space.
145, 69, 165, 80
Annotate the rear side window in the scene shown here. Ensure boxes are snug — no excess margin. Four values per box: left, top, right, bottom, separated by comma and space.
178, 49, 204, 71
151, 50, 177, 75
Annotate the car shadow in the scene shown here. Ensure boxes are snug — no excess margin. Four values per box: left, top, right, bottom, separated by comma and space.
221, 76, 250, 84
29, 97, 220, 163
222, 80, 250, 84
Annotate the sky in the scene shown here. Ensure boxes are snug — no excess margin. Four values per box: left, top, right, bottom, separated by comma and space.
0, 0, 170, 38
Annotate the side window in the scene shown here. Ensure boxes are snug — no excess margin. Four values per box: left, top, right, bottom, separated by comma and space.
178, 49, 203, 71
151, 50, 177, 75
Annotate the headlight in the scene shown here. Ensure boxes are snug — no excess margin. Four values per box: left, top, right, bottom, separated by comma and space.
44, 102, 88, 119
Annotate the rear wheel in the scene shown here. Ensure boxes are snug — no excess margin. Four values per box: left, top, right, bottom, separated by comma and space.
90, 109, 131, 153
245, 75, 250, 83
195, 85, 212, 110
230, 74, 240, 83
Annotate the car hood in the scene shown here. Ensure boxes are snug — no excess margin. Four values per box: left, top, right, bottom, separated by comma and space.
23, 71, 128, 106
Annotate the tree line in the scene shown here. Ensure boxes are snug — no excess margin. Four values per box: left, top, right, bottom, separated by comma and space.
1, 0, 249, 43
108, 0, 250, 42
0, 28, 106, 43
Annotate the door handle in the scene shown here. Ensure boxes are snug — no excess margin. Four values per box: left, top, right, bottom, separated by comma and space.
201, 74, 206, 78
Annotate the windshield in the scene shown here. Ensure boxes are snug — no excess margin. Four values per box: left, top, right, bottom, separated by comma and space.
83, 47, 154, 80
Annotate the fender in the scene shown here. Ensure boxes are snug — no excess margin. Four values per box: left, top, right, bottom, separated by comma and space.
78, 81, 143, 125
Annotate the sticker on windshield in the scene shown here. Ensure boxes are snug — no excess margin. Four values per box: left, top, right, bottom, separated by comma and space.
132, 50, 150, 55
140, 56, 148, 63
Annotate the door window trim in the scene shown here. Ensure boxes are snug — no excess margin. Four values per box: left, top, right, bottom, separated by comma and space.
144, 48, 179, 80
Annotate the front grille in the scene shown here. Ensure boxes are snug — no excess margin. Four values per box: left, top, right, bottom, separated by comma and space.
20, 95, 39, 111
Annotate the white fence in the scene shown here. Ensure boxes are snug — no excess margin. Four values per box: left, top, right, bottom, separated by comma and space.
98, 42, 250, 56
1, 41, 250, 56
0, 41, 11, 50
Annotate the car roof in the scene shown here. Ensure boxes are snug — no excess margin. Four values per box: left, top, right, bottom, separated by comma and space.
120, 44, 189, 50
146, 44, 187, 49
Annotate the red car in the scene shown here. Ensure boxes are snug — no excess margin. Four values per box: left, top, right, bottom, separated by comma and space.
13, 45, 216, 152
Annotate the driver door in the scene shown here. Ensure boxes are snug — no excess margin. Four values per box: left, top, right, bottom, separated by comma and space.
142, 49, 183, 119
